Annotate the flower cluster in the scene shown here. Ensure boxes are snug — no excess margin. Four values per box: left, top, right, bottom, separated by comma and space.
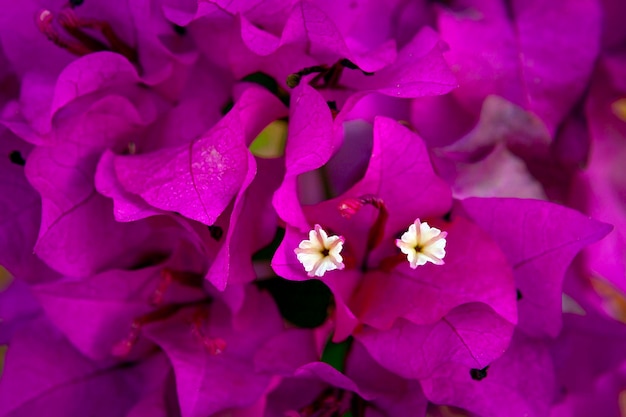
0, 0, 625, 416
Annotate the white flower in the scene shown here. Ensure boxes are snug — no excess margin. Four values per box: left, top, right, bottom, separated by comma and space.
396, 219, 447, 268
295, 225, 345, 277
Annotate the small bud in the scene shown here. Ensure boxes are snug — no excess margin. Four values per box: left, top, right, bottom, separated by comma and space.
111, 320, 142, 357
338, 197, 363, 218
150, 269, 174, 306
191, 309, 226, 355
37, 9, 53, 25
286, 73, 302, 88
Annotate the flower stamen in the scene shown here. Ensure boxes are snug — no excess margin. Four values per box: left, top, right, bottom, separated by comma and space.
191, 308, 226, 355
286, 59, 373, 89
338, 195, 389, 252
36, 7, 137, 62
111, 303, 183, 357
36, 9, 92, 56
112, 296, 211, 357
150, 268, 204, 306
339, 195, 389, 270
292, 388, 354, 417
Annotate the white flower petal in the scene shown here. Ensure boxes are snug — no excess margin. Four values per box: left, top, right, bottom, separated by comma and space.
395, 219, 447, 269
295, 225, 345, 277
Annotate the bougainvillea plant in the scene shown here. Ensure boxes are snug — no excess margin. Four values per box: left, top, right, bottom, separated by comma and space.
1, 0, 625, 416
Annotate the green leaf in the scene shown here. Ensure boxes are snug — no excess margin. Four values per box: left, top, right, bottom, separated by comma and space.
321, 337, 353, 373
249, 120, 288, 158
